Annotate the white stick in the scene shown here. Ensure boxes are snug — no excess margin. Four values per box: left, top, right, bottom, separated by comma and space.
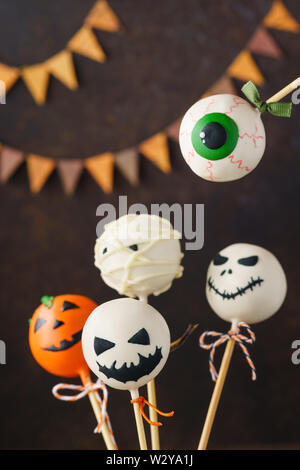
266, 76, 300, 103
139, 295, 160, 450
130, 388, 148, 450
198, 320, 238, 450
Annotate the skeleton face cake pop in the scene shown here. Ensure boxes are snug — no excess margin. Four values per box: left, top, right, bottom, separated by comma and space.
94, 214, 183, 298
179, 94, 266, 182
82, 298, 170, 391
206, 243, 287, 324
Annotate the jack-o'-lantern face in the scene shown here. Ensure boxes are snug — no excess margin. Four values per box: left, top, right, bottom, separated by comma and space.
29, 294, 97, 378
82, 298, 170, 391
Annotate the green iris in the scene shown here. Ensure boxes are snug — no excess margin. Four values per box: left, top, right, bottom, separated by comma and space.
191, 113, 239, 161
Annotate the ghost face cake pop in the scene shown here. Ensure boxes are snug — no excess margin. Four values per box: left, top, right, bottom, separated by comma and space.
82, 298, 170, 391
206, 243, 287, 325
179, 94, 266, 182
94, 214, 183, 298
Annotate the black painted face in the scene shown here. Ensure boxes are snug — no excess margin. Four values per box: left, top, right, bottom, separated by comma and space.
208, 253, 264, 300
35, 300, 83, 352
94, 327, 162, 383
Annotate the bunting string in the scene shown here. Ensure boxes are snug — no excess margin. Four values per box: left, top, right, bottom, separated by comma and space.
0, 0, 299, 194
0, 0, 122, 105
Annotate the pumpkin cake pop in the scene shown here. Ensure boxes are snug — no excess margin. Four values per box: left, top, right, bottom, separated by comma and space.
29, 294, 116, 450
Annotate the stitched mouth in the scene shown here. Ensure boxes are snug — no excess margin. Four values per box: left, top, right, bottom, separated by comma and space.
208, 276, 264, 300
97, 346, 163, 383
42, 330, 82, 352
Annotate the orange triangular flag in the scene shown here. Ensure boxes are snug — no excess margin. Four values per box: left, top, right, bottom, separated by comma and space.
0, 146, 24, 183
47, 50, 78, 90
165, 117, 182, 142
227, 50, 265, 86
0, 62, 20, 91
68, 26, 106, 63
139, 133, 171, 173
264, 0, 300, 33
58, 159, 83, 195
201, 74, 237, 98
22, 64, 50, 105
85, 153, 114, 193
248, 26, 283, 58
115, 148, 139, 186
27, 154, 56, 193
85, 0, 121, 32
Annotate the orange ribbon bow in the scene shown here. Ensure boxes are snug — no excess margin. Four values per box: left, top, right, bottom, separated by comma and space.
130, 396, 174, 426
200, 321, 256, 382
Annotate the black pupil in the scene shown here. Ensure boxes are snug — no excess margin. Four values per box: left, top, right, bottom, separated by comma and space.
200, 122, 227, 150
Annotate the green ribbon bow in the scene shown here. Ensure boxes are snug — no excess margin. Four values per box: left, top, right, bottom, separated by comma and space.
241, 81, 292, 117
41, 295, 54, 308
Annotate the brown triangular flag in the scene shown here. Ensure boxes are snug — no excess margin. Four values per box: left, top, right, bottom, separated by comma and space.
139, 133, 171, 173
58, 159, 83, 195
264, 0, 300, 33
0, 146, 24, 183
22, 64, 50, 105
85, 0, 121, 32
248, 26, 283, 58
115, 148, 139, 186
165, 117, 182, 142
201, 74, 237, 98
68, 26, 106, 63
85, 152, 114, 193
0, 62, 20, 91
27, 154, 56, 193
227, 50, 265, 86
47, 50, 78, 90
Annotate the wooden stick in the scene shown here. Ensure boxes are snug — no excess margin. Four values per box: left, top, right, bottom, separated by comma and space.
198, 338, 235, 450
266, 76, 300, 103
147, 379, 160, 449
80, 371, 116, 450
139, 295, 160, 450
130, 389, 148, 450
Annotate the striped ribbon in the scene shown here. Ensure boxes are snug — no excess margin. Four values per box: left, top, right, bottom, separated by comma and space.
130, 396, 174, 426
52, 378, 117, 447
199, 321, 256, 382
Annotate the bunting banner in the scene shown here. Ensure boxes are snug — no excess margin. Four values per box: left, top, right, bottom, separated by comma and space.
0, 0, 121, 105
0, 0, 299, 195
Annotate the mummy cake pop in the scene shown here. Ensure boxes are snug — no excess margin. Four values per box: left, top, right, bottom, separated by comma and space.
82, 298, 170, 391
94, 214, 183, 298
179, 94, 266, 182
206, 243, 287, 324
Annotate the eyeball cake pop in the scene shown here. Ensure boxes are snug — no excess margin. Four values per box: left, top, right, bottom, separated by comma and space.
29, 294, 97, 378
82, 298, 170, 391
179, 94, 266, 182
206, 243, 287, 324
94, 214, 183, 298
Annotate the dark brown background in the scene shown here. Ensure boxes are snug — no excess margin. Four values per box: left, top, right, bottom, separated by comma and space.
0, 0, 300, 450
